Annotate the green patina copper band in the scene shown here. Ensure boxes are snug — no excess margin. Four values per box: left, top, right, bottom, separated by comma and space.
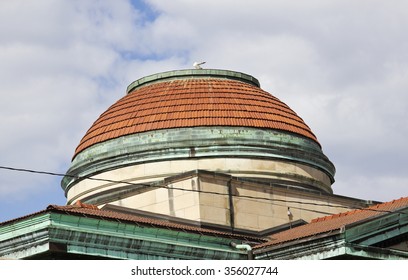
0, 212, 249, 259
126, 69, 261, 93
62, 126, 335, 193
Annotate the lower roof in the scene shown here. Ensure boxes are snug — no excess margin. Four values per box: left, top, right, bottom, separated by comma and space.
0, 201, 264, 244
254, 196, 408, 250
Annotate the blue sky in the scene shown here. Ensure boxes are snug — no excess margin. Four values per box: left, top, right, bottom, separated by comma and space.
1, 0, 408, 222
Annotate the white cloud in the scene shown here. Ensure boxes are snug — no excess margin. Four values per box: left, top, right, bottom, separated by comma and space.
145, 0, 408, 202
1, 0, 407, 221
0, 1, 143, 212
334, 173, 408, 203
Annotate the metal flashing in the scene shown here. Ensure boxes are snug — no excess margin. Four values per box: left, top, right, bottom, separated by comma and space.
126, 69, 261, 93
62, 126, 334, 194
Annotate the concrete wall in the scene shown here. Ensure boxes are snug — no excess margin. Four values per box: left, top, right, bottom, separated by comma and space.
66, 157, 332, 205
95, 170, 370, 232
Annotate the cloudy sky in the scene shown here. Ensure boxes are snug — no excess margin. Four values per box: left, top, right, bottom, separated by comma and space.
1, 0, 407, 222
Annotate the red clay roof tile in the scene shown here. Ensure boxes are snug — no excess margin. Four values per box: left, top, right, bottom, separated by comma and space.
0, 203, 265, 243
254, 196, 408, 249
73, 77, 319, 158
49, 204, 264, 242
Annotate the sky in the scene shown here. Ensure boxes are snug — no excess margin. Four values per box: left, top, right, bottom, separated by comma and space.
0, 0, 407, 222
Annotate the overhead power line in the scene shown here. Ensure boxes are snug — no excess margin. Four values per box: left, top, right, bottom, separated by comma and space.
0, 165, 404, 215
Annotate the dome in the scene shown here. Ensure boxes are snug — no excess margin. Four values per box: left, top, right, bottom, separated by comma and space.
62, 69, 335, 205
73, 69, 318, 157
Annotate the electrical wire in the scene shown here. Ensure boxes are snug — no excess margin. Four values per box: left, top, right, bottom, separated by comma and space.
0, 165, 405, 215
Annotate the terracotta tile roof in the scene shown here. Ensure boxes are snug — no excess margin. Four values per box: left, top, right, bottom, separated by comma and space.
52, 204, 266, 242
254, 196, 408, 249
74, 77, 318, 158
0, 203, 263, 242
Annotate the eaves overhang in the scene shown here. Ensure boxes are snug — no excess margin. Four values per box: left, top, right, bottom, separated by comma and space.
0, 206, 260, 260
252, 204, 408, 259
62, 126, 335, 194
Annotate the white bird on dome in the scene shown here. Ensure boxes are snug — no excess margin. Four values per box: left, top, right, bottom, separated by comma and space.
193, 61, 206, 69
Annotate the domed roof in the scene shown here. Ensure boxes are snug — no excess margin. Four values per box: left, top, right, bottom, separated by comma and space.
63, 69, 335, 197
74, 69, 318, 159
